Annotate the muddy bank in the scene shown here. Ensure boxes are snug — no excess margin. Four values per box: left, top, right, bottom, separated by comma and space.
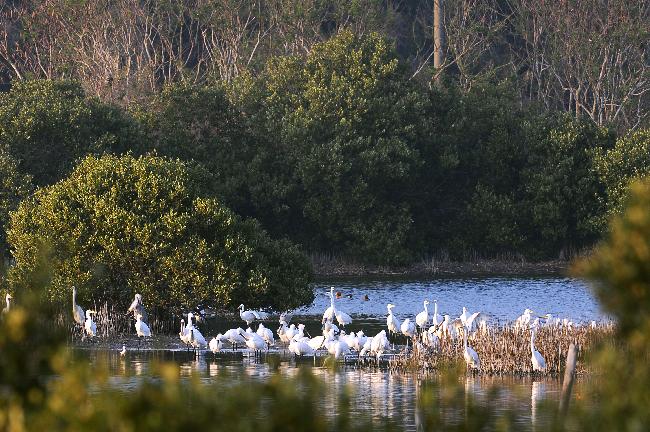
310, 257, 570, 278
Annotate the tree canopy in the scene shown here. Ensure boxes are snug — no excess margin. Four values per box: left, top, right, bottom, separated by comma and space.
7, 154, 312, 313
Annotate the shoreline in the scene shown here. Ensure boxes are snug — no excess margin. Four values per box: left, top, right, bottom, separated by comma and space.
310, 258, 571, 278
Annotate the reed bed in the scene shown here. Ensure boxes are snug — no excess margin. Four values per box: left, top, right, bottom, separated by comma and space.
390, 324, 615, 376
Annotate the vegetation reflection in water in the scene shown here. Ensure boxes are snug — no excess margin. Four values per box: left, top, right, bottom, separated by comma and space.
79, 347, 570, 432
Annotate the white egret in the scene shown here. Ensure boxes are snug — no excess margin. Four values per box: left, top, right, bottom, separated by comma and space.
84, 310, 97, 337
277, 320, 290, 344
386, 304, 401, 336
135, 314, 151, 347
323, 321, 339, 337
415, 300, 430, 329
119, 345, 126, 356
127, 293, 147, 322
530, 327, 546, 372
323, 287, 352, 327
515, 309, 535, 330
431, 300, 442, 326
279, 312, 292, 324
179, 319, 191, 347
332, 339, 350, 359
284, 324, 298, 342
461, 327, 480, 370
370, 330, 390, 358
401, 318, 416, 339
424, 326, 440, 348
459, 307, 470, 328
289, 337, 315, 356
224, 328, 247, 350
359, 337, 373, 356
257, 323, 275, 347
465, 311, 489, 334
356, 330, 368, 348
209, 335, 223, 353
72, 286, 85, 328
3, 293, 11, 313
186, 313, 206, 349
307, 335, 326, 351
239, 304, 261, 326
239, 328, 266, 353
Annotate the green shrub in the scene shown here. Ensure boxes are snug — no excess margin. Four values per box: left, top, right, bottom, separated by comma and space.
8, 154, 312, 313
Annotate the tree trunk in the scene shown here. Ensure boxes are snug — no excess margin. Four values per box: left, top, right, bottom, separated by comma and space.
433, 0, 444, 86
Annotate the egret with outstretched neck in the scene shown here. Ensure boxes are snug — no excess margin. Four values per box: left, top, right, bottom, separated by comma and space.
72, 286, 85, 328
530, 327, 546, 372
415, 300, 430, 330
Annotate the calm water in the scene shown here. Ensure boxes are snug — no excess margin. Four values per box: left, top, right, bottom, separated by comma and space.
79, 348, 577, 431
80, 276, 600, 431
300, 276, 604, 323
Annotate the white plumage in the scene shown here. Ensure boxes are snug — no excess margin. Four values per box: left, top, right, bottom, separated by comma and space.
401, 318, 416, 338
530, 328, 546, 372
135, 314, 151, 338
72, 286, 85, 327
84, 310, 97, 337
415, 300, 430, 329
239, 304, 261, 326
386, 304, 401, 335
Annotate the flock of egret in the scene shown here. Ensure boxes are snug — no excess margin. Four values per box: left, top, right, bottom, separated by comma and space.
65, 285, 594, 373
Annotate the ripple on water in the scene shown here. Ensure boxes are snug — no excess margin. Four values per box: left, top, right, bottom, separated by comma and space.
296, 276, 605, 323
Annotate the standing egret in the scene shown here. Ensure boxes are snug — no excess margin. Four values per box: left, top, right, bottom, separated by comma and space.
415, 300, 430, 330
119, 345, 126, 357
135, 314, 151, 337
189, 328, 207, 351
84, 310, 97, 337
179, 319, 191, 347
401, 317, 416, 349
459, 307, 470, 328
239, 304, 261, 326
224, 328, 247, 350
277, 320, 290, 344
1, 293, 12, 317
209, 335, 224, 354
515, 309, 535, 330
135, 314, 151, 350
323, 287, 352, 327
530, 327, 546, 372
386, 303, 401, 348
370, 330, 390, 359
461, 327, 480, 370
72, 286, 85, 328
289, 336, 316, 357
186, 313, 206, 349
431, 300, 442, 326
257, 323, 275, 348
127, 293, 147, 323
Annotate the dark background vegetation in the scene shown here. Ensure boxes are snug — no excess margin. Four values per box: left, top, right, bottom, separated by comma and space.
0, 0, 648, 312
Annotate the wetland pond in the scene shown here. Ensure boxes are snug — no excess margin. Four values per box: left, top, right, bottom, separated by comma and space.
77, 276, 603, 431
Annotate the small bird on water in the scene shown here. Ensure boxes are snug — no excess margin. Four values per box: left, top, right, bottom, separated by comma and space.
120, 345, 127, 356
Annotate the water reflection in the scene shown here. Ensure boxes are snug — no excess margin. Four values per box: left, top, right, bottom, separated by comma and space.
81, 349, 574, 432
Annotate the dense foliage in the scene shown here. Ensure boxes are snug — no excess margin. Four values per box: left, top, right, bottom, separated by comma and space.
0, 150, 32, 258
0, 31, 647, 277
0, 80, 143, 186
574, 178, 650, 429
7, 154, 312, 313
